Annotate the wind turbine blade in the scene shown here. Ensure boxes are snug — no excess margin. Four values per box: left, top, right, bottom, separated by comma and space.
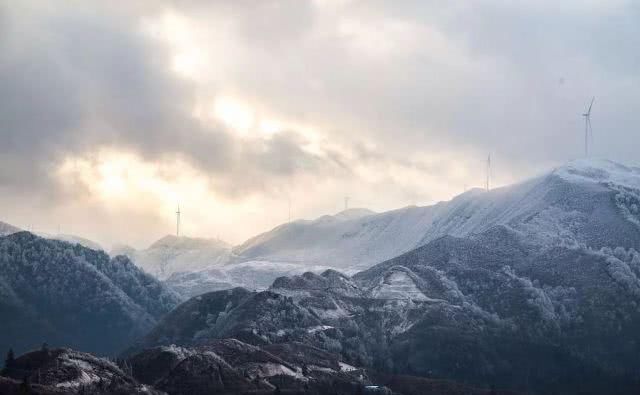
587, 97, 595, 114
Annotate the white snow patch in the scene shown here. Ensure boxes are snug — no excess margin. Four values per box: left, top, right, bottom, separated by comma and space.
371, 271, 428, 301
339, 362, 357, 372
307, 325, 334, 334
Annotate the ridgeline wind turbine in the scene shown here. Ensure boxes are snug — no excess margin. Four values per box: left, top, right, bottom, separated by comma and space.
582, 97, 595, 157
176, 205, 181, 237
486, 154, 491, 191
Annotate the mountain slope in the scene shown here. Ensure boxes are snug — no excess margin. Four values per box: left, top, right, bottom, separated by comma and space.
0, 232, 181, 356
161, 159, 640, 295
1, 348, 160, 394
116, 235, 232, 280
115, 158, 640, 298
134, 222, 640, 393
233, 160, 640, 274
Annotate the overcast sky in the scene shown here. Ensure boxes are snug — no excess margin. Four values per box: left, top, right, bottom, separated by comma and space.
1, 0, 638, 248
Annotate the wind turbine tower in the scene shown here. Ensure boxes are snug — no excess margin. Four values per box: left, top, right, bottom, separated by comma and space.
582, 97, 595, 157
486, 154, 491, 191
344, 196, 349, 211
176, 205, 181, 237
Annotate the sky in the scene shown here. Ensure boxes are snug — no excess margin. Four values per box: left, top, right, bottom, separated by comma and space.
1, 0, 639, 249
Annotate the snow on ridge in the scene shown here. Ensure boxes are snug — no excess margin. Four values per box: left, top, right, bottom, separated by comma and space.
553, 158, 640, 190
370, 269, 429, 301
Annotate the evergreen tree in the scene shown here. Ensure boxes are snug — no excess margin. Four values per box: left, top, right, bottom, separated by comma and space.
19, 375, 30, 395
4, 348, 15, 370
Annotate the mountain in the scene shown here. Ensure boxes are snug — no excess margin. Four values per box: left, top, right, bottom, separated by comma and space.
125, 339, 516, 395
0, 232, 181, 356
115, 235, 232, 280
234, 159, 640, 270
168, 159, 640, 295
132, 220, 640, 393
0, 347, 160, 394
0, 344, 511, 395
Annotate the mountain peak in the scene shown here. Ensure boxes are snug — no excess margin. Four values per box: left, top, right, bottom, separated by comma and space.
553, 158, 640, 189
333, 207, 376, 221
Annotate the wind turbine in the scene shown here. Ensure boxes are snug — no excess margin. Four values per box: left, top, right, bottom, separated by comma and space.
176, 204, 181, 237
582, 97, 595, 157
485, 154, 491, 191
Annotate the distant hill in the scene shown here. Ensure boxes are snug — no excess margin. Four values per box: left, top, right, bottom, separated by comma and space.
170, 159, 640, 295
234, 159, 640, 269
114, 235, 232, 281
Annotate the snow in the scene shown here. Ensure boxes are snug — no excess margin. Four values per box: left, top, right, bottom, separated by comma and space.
339, 362, 357, 372
370, 270, 429, 301
102, 158, 640, 296
307, 325, 334, 334
250, 362, 301, 379
554, 158, 640, 190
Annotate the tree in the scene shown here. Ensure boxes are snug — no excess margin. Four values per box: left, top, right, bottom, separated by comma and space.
19, 375, 30, 395
4, 348, 15, 370
41, 343, 49, 353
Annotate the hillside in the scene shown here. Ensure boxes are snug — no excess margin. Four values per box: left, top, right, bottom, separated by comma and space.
234, 159, 640, 269
0, 232, 181, 356
134, 223, 640, 393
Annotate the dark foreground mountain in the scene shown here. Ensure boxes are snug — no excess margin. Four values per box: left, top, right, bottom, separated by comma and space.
130, 223, 640, 394
0, 232, 181, 356
0, 348, 159, 394
0, 345, 514, 395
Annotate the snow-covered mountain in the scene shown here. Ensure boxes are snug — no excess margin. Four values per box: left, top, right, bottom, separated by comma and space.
113, 235, 232, 280
134, 220, 640, 393
234, 159, 640, 271
0, 232, 181, 356
166, 158, 640, 295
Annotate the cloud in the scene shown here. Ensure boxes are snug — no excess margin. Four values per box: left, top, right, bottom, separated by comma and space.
0, 0, 639, 246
